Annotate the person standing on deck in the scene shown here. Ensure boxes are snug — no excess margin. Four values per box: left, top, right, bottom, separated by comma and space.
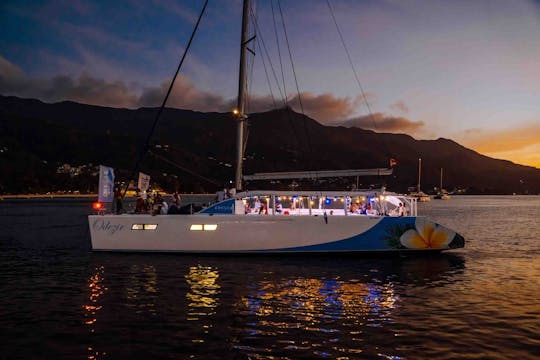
114, 187, 123, 214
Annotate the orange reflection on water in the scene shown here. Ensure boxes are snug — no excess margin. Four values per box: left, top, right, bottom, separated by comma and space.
83, 266, 106, 329
185, 265, 221, 344
338, 281, 398, 321
240, 277, 398, 332
185, 265, 221, 320
83, 266, 107, 360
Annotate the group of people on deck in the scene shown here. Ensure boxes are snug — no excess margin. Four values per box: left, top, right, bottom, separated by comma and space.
350, 201, 407, 216
349, 202, 379, 215
215, 186, 236, 202
244, 198, 268, 214
135, 190, 183, 215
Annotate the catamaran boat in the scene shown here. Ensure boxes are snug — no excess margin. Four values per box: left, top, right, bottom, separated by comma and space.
88, 0, 464, 253
89, 186, 464, 253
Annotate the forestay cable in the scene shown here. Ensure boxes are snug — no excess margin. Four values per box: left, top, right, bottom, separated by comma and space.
123, 0, 209, 197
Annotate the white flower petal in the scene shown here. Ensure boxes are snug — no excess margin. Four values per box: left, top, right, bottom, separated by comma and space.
400, 229, 428, 249
415, 217, 436, 240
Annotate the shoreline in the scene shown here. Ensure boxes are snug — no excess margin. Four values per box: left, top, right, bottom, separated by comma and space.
0, 193, 214, 200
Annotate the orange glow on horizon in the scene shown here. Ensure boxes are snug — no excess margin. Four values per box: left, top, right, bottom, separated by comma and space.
458, 124, 540, 169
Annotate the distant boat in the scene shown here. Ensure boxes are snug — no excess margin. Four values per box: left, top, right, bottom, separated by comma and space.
434, 168, 450, 200
409, 158, 431, 202
88, 0, 465, 253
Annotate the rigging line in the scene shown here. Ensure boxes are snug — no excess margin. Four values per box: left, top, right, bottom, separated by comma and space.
148, 151, 221, 186
325, 0, 392, 158
271, 0, 288, 103
122, 0, 209, 197
249, 6, 305, 181
244, 30, 256, 157
250, 5, 303, 151
246, 37, 256, 114
250, 4, 277, 109
277, 0, 304, 115
255, 34, 277, 109
251, 3, 304, 148
249, 6, 286, 105
277, 0, 314, 159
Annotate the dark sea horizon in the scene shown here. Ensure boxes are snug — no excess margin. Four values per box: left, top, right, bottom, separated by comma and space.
0, 195, 538, 359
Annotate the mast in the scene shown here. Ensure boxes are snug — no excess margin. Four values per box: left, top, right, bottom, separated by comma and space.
234, 0, 250, 191
440, 168, 443, 191
417, 158, 422, 192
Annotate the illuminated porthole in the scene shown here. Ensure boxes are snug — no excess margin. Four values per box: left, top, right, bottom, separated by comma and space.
131, 224, 158, 230
190, 224, 218, 231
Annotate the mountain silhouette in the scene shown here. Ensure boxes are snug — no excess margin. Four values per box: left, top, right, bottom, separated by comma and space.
1, 95, 538, 194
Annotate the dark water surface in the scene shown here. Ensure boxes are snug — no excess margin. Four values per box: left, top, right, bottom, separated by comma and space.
0, 196, 538, 359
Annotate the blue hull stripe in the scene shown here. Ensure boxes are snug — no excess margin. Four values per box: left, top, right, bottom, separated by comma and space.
268, 217, 420, 252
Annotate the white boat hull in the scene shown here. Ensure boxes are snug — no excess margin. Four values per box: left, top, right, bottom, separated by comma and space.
89, 214, 464, 253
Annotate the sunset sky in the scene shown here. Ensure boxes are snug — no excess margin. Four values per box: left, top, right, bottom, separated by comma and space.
1, 0, 539, 167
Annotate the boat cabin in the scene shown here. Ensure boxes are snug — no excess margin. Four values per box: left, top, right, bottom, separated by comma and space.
200, 190, 417, 217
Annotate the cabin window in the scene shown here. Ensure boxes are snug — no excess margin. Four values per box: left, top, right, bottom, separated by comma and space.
190, 224, 218, 231
131, 224, 158, 230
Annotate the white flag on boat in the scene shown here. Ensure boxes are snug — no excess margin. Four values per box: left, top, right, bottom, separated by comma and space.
138, 172, 150, 192
98, 165, 115, 202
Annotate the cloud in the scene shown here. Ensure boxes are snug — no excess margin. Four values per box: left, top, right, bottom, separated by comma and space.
339, 113, 425, 133
0, 56, 138, 108
1, 56, 371, 122
0, 56, 26, 88
150, 0, 197, 22
286, 92, 370, 124
390, 101, 409, 114
139, 76, 225, 111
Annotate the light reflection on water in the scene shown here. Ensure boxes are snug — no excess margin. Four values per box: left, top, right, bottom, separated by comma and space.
83, 265, 107, 359
185, 265, 221, 344
74, 254, 465, 358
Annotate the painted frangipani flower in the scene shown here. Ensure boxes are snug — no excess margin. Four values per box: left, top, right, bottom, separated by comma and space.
399, 218, 456, 249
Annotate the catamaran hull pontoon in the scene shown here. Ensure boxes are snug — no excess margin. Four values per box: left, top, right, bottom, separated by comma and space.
89, 207, 464, 253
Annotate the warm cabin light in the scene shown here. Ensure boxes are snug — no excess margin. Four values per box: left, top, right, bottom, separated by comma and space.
190, 224, 218, 231
132, 224, 158, 230
232, 108, 239, 115
340, 198, 344, 203
92, 202, 103, 210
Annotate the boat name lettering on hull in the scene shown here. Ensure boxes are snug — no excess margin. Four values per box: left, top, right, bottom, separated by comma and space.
92, 219, 124, 235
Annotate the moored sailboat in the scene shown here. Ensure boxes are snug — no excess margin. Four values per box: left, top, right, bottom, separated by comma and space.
408, 158, 431, 202
434, 168, 450, 200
